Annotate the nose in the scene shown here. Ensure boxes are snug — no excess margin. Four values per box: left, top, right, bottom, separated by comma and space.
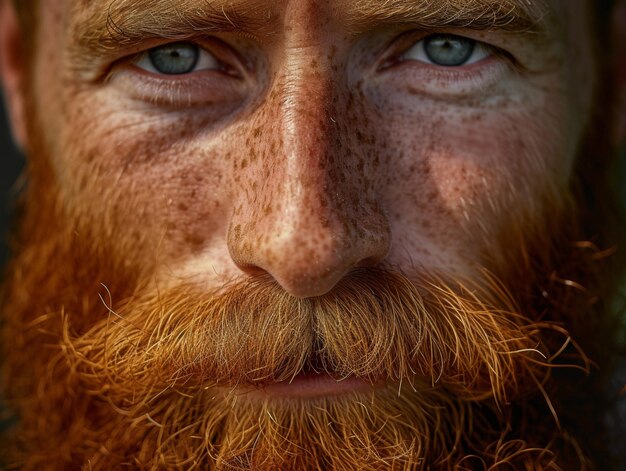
227, 47, 390, 298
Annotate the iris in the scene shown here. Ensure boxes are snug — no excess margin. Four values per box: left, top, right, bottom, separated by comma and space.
148, 43, 200, 75
423, 35, 476, 67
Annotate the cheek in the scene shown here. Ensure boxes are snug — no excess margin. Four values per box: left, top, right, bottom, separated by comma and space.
52, 98, 239, 270
370, 86, 571, 270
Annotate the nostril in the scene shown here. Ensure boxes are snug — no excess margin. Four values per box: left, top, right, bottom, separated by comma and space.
357, 255, 385, 270
233, 262, 267, 278
227, 219, 391, 297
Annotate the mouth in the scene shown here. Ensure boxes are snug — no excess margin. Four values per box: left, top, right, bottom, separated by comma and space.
242, 371, 381, 400
229, 350, 388, 400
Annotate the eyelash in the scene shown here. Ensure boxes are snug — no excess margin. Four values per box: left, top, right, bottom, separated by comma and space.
402, 37, 491, 67
135, 46, 220, 75
130, 39, 246, 79
383, 32, 500, 67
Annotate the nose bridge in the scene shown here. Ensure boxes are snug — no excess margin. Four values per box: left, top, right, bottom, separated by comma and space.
282, 50, 337, 213
227, 35, 390, 297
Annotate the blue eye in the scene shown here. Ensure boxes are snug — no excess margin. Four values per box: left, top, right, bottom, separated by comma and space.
403, 34, 491, 67
149, 43, 199, 75
424, 35, 475, 66
136, 42, 221, 75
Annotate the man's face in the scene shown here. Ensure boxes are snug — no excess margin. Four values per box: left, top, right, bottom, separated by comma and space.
1, 0, 620, 469
28, 0, 597, 291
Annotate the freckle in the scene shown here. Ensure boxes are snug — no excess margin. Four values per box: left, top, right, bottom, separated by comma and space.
253, 127, 262, 138
178, 202, 189, 212
241, 159, 248, 169
406, 86, 421, 96
242, 242, 253, 256
329, 45, 337, 60
185, 233, 205, 250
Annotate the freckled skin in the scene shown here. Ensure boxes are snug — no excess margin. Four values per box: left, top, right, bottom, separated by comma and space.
25, 0, 595, 298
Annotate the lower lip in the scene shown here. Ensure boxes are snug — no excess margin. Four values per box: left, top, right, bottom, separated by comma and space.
244, 372, 379, 399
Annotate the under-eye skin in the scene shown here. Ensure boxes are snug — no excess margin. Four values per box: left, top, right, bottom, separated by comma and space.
376, 32, 512, 99
402, 34, 491, 67
111, 40, 249, 108
136, 42, 222, 75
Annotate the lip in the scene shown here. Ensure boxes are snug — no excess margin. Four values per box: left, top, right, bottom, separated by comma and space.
240, 372, 382, 400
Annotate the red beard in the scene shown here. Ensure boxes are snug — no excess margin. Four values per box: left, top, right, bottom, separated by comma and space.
0, 200, 607, 469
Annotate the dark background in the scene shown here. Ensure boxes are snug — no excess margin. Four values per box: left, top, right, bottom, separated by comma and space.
0, 95, 24, 269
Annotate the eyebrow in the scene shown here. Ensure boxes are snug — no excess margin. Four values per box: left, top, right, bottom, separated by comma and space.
72, 0, 277, 56
343, 0, 554, 36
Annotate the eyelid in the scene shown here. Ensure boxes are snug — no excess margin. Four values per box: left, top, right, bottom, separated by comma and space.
378, 30, 512, 72
134, 45, 221, 75
127, 38, 250, 79
402, 38, 491, 66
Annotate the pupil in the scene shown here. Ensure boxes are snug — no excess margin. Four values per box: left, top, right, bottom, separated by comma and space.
149, 43, 200, 75
424, 35, 475, 67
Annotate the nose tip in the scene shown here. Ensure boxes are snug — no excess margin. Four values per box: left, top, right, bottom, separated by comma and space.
230, 223, 389, 298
